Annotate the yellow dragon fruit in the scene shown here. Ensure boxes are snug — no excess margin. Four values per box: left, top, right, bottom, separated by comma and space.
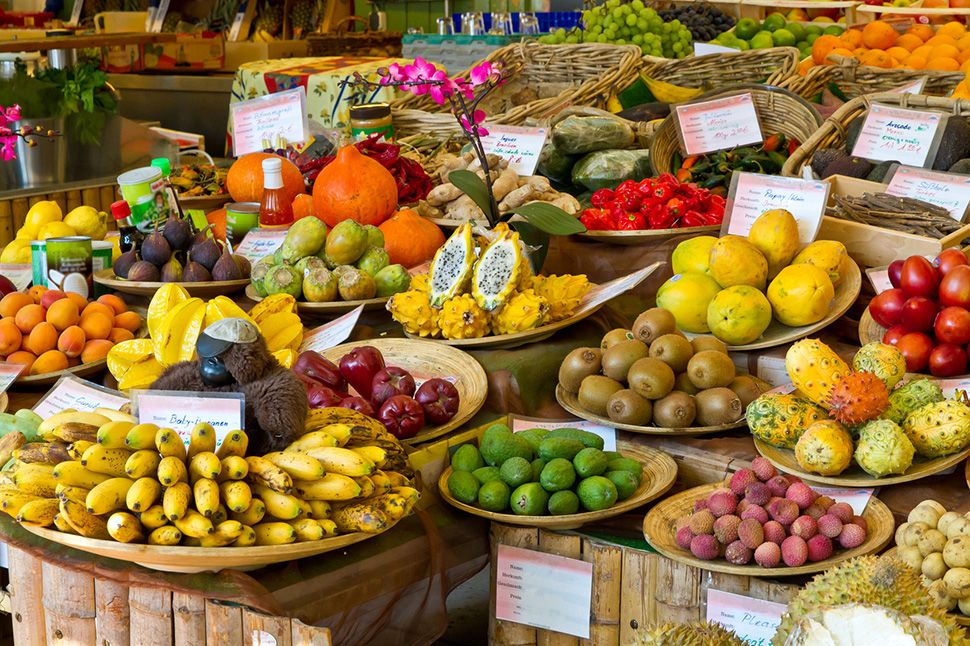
472, 231, 522, 311
490, 289, 548, 335
531, 274, 591, 322
387, 290, 440, 337
439, 294, 489, 339
429, 223, 475, 307
785, 339, 851, 410
410, 273, 430, 294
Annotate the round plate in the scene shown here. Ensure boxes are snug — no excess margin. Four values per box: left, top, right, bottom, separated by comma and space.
577, 225, 721, 246
684, 259, 862, 352
858, 308, 886, 346
94, 269, 249, 299
643, 481, 894, 577
556, 384, 746, 436
245, 285, 388, 314
754, 438, 970, 487
438, 444, 677, 530
318, 338, 487, 445
19, 523, 376, 573
0, 392, 8, 413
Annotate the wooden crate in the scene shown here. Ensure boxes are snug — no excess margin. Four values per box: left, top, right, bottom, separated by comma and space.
0, 182, 118, 248
487, 523, 800, 645
7, 547, 332, 646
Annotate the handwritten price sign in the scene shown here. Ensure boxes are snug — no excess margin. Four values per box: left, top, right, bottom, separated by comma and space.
675, 93, 763, 156
886, 165, 970, 221
851, 104, 945, 167
724, 173, 829, 243
234, 228, 288, 266
481, 125, 547, 176
231, 88, 309, 157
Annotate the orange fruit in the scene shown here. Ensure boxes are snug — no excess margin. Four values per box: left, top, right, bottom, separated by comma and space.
888, 46, 911, 61
958, 49, 970, 63
861, 50, 894, 68
927, 34, 957, 47
0, 319, 21, 355
956, 34, 970, 50
25, 322, 57, 355
863, 20, 898, 49
57, 326, 86, 358
45, 298, 80, 332
853, 47, 869, 57
939, 21, 967, 38
928, 56, 961, 70
27, 285, 47, 304
841, 29, 864, 48
913, 44, 934, 60
80, 340, 113, 364
81, 302, 115, 321
813, 34, 844, 65
14, 304, 45, 334
931, 43, 960, 59
96, 294, 128, 315
378, 209, 446, 269
79, 312, 112, 340
907, 24, 935, 42
108, 327, 135, 344
903, 54, 928, 69
961, 58, 970, 72
897, 33, 924, 51
798, 57, 814, 76
831, 47, 856, 60
113, 311, 142, 333
30, 350, 68, 375
6, 350, 35, 374
0, 292, 32, 319
65, 292, 88, 312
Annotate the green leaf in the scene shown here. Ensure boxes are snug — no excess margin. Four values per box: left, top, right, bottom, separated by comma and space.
448, 169, 494, 221
511, 202, 587, 235
510, 220, 550, 273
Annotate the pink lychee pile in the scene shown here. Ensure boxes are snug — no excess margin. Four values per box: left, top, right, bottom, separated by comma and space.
673, 457, 870, 568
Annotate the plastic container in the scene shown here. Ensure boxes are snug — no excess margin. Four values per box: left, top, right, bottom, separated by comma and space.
226, 202, 260, 247
30, 240, 46, 288
91, 241, 113, 297
117, 166, 166, 233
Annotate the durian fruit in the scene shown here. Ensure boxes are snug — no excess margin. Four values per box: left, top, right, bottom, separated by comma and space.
386, 290, 440, 338
784, 604, 949, 645
531, 274, 591, 322
438, 294, 489, 340
883, 379, 944, 425
773, 555, 964, 645
429, 223, 475, 307
490, 289, 548, 335
633, 621, 745, 646
472, 231, 522, 311
853, 419, 915, 477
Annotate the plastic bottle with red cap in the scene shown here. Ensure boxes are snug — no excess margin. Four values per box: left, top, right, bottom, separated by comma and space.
111, 199, 143, 253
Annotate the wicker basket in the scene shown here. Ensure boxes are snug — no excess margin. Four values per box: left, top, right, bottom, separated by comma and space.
831, 55, 963, 99
649, 84, 824, 175
307, 17, 402, 57
391, 41, 642, 137
783, 92, 970, 177
642, 47, 798, 89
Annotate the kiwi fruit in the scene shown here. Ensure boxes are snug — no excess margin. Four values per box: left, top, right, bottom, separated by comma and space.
606, 389, 653, 426
626, 357, 675, 401
687, 350, 736, 390
728, 374, 769, 409
559, 347, 602, 393
601, 339, 649, 382
652, 391, 696, 428
674, 372, 700, 395
578, 375, 624, 417
648, 334, 694, 373
691, 336, 728, 355
632, 308, 677, 345
601, 328, 635, 350
694, 387, 743, 426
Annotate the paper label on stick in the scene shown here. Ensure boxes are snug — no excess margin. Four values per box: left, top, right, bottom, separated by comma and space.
707, 589, 786, 643
231, 88, 309, 157
579, 262, 661, 313
494, 544, 593, 639
299, 305, 364, 353
234, 228, 288, 266
927, 377, 970, 399
33, 376, 129, 418
510, 416, 616, 451
480, 125, 547, 176
755, 356, 790, 388
851, 104, 945, 167
675, 93, 763, 156
132, 391, 245, 447
228, 11, 246, 41
0, 264, 33, 291
0, 363, 23, 395
811, 486, 873, 516
723, 173, 829, 243
886, 165, 970, 221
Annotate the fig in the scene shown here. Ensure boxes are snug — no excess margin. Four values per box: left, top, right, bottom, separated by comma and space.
190, 236, 222, 272
127, 260, 160, 282
211, 247, 243, 281
141, 222, 172, 267
114, 249, 138, 279
183, 261, 212, 282
162, 214, 193, 251
160, 256, 183, 282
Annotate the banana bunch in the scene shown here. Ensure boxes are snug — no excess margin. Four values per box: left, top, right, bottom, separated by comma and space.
107, 287, 304, 390
0, 407, 417, 547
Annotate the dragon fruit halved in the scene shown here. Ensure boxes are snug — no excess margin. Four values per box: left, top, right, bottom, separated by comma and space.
471, 230, 522, 311
429, 222, 476, 308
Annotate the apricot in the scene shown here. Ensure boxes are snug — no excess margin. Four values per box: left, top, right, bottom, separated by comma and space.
39, 289, 67, 310
6, 350, 36, 374
108, 327, 135, 343
0, 292, 33, 319
25, 322, 58, 355
31, 350, 68, 375
79, 312, 112, 340
14, 304, 45, 334
80, 339, 113, 364
0, 319, 22, 355
45, 298, 80, 332
27, 285, 47, 304
81, 302, 114, 321
97, 294, 128, 315
113, 311, 142, 333
57, 325, 86, 358
65, 292, 88, 312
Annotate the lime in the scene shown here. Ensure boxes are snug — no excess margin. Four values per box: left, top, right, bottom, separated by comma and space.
751, 32, 775, 49
805, 25, 823, 37
823, 25, 844, 36
478, 480, 511, 512
771, 28, 796, 47
762, 12, 786, 32
786, 22, 805, 41
806, 33, 820, 45
734, 18, 761, 40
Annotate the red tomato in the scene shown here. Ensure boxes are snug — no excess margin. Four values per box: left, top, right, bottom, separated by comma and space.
934, 248, 970, 279
935, 306, 970, 345
900, 296, 938, 333
897, 332, 934, 372
868, 288, 907, 328
883, 325, 908, 346
929, 344, 968, 377
888, 260, 904, 289
900, 256, 940, 299
939, 265, 970, 308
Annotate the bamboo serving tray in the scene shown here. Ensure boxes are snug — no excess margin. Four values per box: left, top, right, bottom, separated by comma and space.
643, 481, 894, 577
556, 384, 746, 436
577, 225, 721, 246
754, 438, 970, 487
438, 444, 677, 530
94, 269, 249, 299
245, 285, 389, 315
318, 338, 487, 445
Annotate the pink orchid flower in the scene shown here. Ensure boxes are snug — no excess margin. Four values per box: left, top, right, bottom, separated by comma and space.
469, 62, 493, 86
460, 110, 488, 137
0, 104, 20, 127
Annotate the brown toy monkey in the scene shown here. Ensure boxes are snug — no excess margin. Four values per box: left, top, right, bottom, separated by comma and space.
150, 318, 308, 454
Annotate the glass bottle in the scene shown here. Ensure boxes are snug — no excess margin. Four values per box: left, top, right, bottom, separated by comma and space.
111, 199, 143, 253
259, 157, 295, 228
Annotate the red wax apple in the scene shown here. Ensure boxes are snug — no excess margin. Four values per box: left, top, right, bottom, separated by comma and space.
899, 296, 938, 332
338, 346, 386, 400
338, 396, 376, 418
378, 395, 426, 439
900, 256, 939, 298
869, 288, 907, 328
883, 325, 908, 346
292, 351, 345, 391
939, 265, 970, 308
370, 367, 417, 408
929, 344, 968, 377
897, 332, 934, 372
888, 260, 904, 289
307, 385, 346, 409
935, 248, 970, 279
0, 275, 14, 297
415, 378, 460, 425
935, 306, 970, 345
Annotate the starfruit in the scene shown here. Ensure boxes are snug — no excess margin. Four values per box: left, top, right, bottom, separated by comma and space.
204, 295, 256, 328
107, 339, 156, 381
147, 284, 190, 342
153, 297, 206, 367
118, 358, 165, 390
272, 349, 298, 369
259, 311, 303, 352
249, 294, 299, 326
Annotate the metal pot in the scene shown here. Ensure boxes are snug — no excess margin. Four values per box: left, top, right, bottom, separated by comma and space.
0, 117, 67, 189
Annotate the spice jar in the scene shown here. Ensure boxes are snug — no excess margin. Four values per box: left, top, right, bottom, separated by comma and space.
350, 103, 393, 142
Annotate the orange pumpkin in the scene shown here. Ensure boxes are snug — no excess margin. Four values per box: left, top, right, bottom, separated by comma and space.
378, 209, 445, 268
292, 193, 316, 221
206, 208, 227, 241
312, 145, 398, 227
226, 152, 306, 203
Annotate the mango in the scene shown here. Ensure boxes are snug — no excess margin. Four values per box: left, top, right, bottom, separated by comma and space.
791, 240, 850, 288
707, 285, 772, 345
656, 272, 722, 333
671, 236, 717, 277
767, 264, 835, 327
747, 209, 801, 279
709, 236, 768, 291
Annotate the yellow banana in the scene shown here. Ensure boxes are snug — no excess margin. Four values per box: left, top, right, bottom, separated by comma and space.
229, 499, 266, 525
163, 482, 191, 521
53, 512, 76, 533
153, 297, 205, 367
14, 441, 71, 465
94, 408, 137, 424
304, 408, 381, 434
245, 456, 292, 493
197, 519, 244, 546
317, 519, 337, 537
0, 489, 43, 517
640, 73, 705, 104
59, 499, 110, 539
215, 430, 248, 459
55, 483, 90, 506
320, 423, 353, 446
384, 471, 410, 488
307, 500, 331, 520
352, 446, 388, 468
220, 480, 252, 513
157, 456, 188, 486
306, 447, 374, 477
331, 502, 389, 533
252, 483, 304, 520
53, 462, 112, 489
67, 440, 94, 460
354, 476, 375, 498
369, 471, 392, 495
188, 452, 221, 482
173, 509, 213, 538
138, 504, 168, 530
16, 498, 59, 526
285, 430, 338, 453
81, 444, 131, 477
293, 474, 361, 501
124, 423, 159, 450
289, 518, 324, 541
126, 477, 162, 512
53, 422, 100, 443
13, 467, 57, 497
38, 411, 111, 437
86, 477, 135, 515
96, 421, 135, 448
107, 511, 144, 543
390, 486, 420, 510
125, 450, 160, 479
263, 451, 324, 480
233, 524, 256, 546
187, 423, 216, 459
373, 493, 408, 520
193, 478, 220, 517
155, 427, 187, 460
211, 504, 228, 525
147, 525, 182, 545
253, 521, 297, 545
218, 455, 249, 481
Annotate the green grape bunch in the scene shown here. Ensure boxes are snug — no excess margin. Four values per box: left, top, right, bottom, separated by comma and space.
538, 0, 693, 58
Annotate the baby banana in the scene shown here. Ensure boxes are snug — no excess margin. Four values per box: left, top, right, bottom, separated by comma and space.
285, 430, 339, 453
187, 423, 216, 459
86, 477, 135, 515
16, 498, 59, 526
53, 422, 100, 444
306, 447, 374, 477
155, 427, 187, 460
245, 456, 292, 493
14, 441, 70, 465
233, 524, 256, 546
317, 519, 337, 537
125, 450, 160, 479
215, 430, 248, 459
229, 499, 266, 525
289, 518, 324, 541
369, 471, 392, 495
163, 482, 191, 521
81, 445, 132, 477
107, 511, 144, 543
157, 456, 188, 486
14, 467, 57, 498
55, 483, 90, 506
218, 455, 248, 481
331, 503, 389, 534
124, 423, 159, 451
94, 408, 137, 424
220, 480, 252, 513
293, 474, 361, 501
66, 440, 94, 460
53, 512, 76, 534
0, 489, 43, 517
96, 421, 135, 448
307, 500, 331, 520
138, 504, 168, 530
198, 520, 244, 546
252, 484, 303, 520
53, 462, 112, 489
147, 525, 182, 545
252, 521, 297, 545
351, 446, 388, 468
39, 411, 111, 437
174, 509, 213, 538
59, 499, 110, 539
263, 451, 324, 480
188, 452, 221, 482
193, 478, 220, 518
126, 477, 162, 512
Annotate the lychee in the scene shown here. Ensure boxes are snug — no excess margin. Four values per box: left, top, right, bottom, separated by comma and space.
785, 482, 817, 510
838, 523, 866, 549
763, 520, 787, 545
768, 498, 799, 525
675, 525, 694, 550
713, 515, 741, 545
744, 482, 771, 507
740, 504, 769, 525
751, 457, 778, 482
815, 495, 835, 510
828, 502, 854, 523
707, 490, 738, 518
817, 514, 843, 539
767, 475, 792, 497
738, 518, 765, 550
690, 534, 720, 560
725, 540, 752, 565
804, 504, 826, 520
736, 499, 751, 516
851, 515, 868, 533
781, 535, 808, 567
689, 509, 715, 535
754, 541, 781, 568
729, 469, 759, 496
791, 515, 818, 540
693, 499, 709, 512
806, 535, 833, 562
675, 515, 691, 531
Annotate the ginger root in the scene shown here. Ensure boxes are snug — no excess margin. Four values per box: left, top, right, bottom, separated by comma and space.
426, 183, 464, 207
444, 194, 485, 221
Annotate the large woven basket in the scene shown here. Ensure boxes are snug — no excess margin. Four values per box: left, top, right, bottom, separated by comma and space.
783, 92, 970, 177
649, 84, 824, 175
391, 41, 642, 137
831, 55, 963, 99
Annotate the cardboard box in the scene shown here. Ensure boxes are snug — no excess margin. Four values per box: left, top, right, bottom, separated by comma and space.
222, 40, 308, 70
141, 32, 224, 71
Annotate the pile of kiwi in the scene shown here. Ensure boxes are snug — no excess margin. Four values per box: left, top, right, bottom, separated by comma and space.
559, 307, 769, 429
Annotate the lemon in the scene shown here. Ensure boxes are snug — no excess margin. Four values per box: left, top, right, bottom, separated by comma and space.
107, 233, 122, 262
37, 221, 77, 240
64, 206, 108, 239
23, 200, 62, 237
0, 239, 30, 264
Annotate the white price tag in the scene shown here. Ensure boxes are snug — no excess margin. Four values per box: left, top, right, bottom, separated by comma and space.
579, 262, 661, 313
811, 486, 874, 516
851, 104, 945, 167
693, 42, 738, 55
234, 228, 288, 266
480, 126, 547, 176
723, 173, 829, 244
886, 165, 970, 221
132, 391, 245, 447
33, 376, 128, 419
299, 305, 364, 353
674, 93, 763, 156
0, 363, 24, 395
707, 589, 786, 643
231, 88, 310, 157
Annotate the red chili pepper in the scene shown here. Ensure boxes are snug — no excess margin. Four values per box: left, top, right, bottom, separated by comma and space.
762, 134, 780, 152
681, 156, 699, 170
788, 139, 799, 155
